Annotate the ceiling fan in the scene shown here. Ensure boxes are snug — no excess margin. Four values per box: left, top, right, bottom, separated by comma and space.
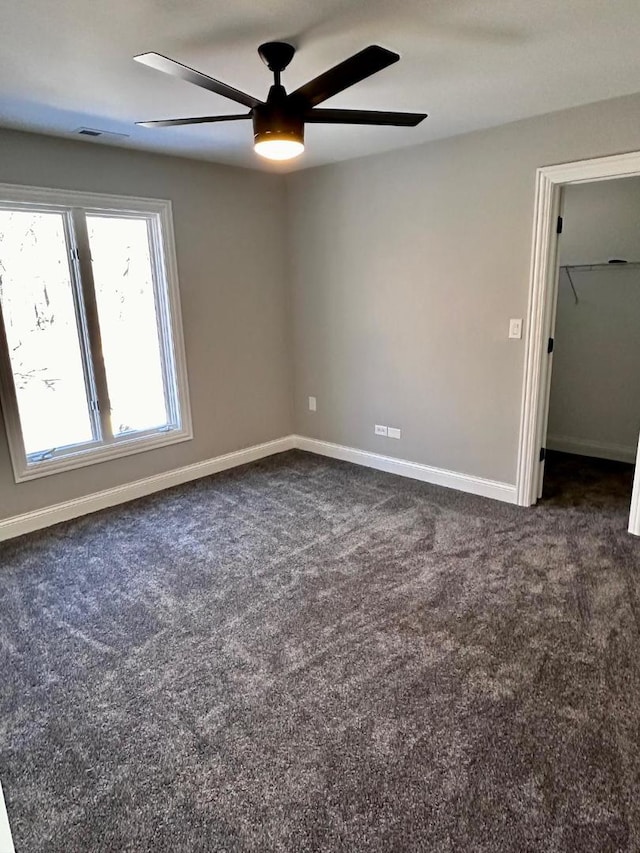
134, 42, 427, 161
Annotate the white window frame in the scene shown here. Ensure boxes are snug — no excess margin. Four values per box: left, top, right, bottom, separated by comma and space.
0, 182, 193, 483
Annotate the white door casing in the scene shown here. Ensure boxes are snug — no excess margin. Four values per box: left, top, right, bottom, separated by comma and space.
629, 436, 640, 536
0, 782, 15, 853
536, 193, 564, 500
516, 150, 640, 535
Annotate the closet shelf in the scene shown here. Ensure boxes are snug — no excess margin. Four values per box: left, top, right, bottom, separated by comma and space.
560, 262, 640, 304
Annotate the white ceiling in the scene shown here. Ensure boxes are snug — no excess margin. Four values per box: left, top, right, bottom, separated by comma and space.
3, 0, 640, 173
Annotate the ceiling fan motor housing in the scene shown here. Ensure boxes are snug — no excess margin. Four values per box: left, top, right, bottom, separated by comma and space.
252, 94, 305, 149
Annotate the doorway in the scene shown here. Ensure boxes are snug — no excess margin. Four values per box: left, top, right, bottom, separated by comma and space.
544, 178, 640, 511
515, 151, 640, 535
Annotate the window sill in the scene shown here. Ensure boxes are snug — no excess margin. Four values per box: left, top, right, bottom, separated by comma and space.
13, 427, 193, 483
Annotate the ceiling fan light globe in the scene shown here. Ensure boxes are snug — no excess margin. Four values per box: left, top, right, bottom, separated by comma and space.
254, 137, 304, 161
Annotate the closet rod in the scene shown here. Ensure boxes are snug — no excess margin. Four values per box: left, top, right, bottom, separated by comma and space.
560, 262, 640, 304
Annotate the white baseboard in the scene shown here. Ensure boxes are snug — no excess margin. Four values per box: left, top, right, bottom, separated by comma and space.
0, 436, 296, 542
0, 782, 15, 853
294, 436, 517, 504
0, 433, 519, 541
547, 434, 637, 464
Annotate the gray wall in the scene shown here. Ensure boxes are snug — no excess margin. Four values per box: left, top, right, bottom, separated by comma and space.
286, 91, 640, 485
547, 178, 640, 461
3, 88, 640, 520
0, 128, 292, 519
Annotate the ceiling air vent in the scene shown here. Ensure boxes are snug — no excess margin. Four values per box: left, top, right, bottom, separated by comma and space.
74, 127, 129, 139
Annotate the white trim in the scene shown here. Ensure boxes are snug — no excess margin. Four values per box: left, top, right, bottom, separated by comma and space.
0, 433, 521, 540
0, 783, 15, 853
516, 150, 640, 509
515, 167, 558, 506
0, 181, 176, 215
629, 437, 640, 537
532, 151, 640, 185
547, 435, 638, 464
13, 428, 194, 483
294, 436, 517, 504
0, 182, 193, 483
0, 436, 295, 541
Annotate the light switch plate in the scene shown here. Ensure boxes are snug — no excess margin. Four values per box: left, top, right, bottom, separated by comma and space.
308, 396, 317, 412
509, 318, 523, 339
387, 427, 401, 439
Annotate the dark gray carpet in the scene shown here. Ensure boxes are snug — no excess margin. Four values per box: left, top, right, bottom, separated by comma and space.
1, 449, 639, 852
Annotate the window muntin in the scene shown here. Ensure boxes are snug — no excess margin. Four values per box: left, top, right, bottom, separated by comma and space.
0, 186, 191, 482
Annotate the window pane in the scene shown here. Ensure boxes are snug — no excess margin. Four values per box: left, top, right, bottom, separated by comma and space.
87, 215, 169, 436
0, 209, 94, 456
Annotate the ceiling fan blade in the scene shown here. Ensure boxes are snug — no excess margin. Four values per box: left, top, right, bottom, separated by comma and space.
305, 108, 427, 126
137, 114, 251, 128
289, 45, 399, 109
134, 52, 261, 109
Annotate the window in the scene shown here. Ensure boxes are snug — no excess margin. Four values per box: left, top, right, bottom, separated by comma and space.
0, 184, 192, 482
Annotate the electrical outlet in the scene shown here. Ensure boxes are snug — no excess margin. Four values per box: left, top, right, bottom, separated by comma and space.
509, 318, 523, 339
308, 396, 317, 412
387, 427, 401, 439
374, 424, 388, 436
